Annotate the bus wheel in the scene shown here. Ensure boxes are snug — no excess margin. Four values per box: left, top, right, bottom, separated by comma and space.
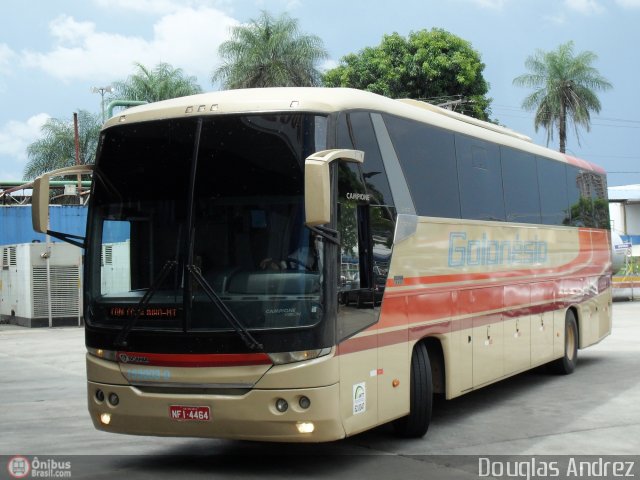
551, 309, 578, 375
393, 342, 433, 438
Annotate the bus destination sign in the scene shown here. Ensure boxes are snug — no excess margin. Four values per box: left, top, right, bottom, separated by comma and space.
109, 306, 179, 319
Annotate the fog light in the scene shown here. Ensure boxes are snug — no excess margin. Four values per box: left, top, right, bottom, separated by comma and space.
108, 393, 119, 406
95, 389, 105, 402
275, 398, 288, 413
298, 396, 311, 409
100, 413, 112, 425
296, 422, 315, 433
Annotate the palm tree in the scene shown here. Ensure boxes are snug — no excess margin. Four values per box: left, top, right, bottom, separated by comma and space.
110, 62, 202, 103
513, 41, 612, 153
212, 11, 328, 89
24, 110, 101, 180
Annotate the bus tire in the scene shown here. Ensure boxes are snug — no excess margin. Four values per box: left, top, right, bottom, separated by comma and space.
393, 342, 433, 438
551, 309, 578, 375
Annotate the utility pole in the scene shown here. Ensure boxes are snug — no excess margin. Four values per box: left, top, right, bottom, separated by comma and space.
92, 86, 113, 122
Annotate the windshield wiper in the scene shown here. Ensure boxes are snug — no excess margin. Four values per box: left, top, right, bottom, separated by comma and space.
307, 225, 340, 245
114, 260, 178, 348
187, 265, 263, 351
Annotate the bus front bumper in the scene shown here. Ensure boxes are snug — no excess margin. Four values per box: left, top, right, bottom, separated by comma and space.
87, 381, 345, 442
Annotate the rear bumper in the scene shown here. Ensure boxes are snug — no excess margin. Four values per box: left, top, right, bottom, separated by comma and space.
88, 381, 345, 442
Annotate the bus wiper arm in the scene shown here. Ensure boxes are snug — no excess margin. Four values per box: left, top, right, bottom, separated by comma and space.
187, 265, 263, 351
114, 260, 178, 349
307, 225, 340, 246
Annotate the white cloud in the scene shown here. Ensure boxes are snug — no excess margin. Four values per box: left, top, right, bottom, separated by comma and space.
253, 0, 303, 11
21, 7, 238, 84
320, 59, 338, 72
0, 114, 50, 180
616, 0, 640, 7
92, 0, 199, 15
565, 0, 605, 14
466, 0, 510, 10
0, 43, 16, 74
544, 12, 567, 24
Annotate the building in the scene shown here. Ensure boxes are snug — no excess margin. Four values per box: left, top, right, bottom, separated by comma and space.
608, 184, 640, 256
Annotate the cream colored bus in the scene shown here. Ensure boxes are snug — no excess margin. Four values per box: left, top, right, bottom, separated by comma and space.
32, 88, 612, 442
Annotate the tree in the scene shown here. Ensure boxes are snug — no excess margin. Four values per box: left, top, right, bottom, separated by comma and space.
24, 110, 101, 180
513, 41, 612, 153
109, 62, 202, 104
323, 29, 491, 120
212, 11, 328, 89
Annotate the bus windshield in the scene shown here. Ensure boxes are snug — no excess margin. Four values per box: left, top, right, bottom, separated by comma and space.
87, 113, 328, 333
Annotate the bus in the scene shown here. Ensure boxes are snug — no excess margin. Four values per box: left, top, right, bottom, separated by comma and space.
31, 88, 612, 442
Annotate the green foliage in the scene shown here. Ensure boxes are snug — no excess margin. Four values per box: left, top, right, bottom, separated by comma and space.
212, 11, 328, 89
23, 110, 101, 180
513, 41, 612, 153
110, 62, 202, 103
323, 29, 491, 120
565, 196, 610, 230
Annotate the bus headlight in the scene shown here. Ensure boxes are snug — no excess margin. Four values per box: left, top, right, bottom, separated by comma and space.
298, 396, 311, 409
87, 347, 117, 362
275, 398, 289, 413
268, 347, 331, 365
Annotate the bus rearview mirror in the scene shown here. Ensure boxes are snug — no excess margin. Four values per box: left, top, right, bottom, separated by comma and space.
31, 164, 95, 234
32, 175, 50, 233
304, 149, 364, 227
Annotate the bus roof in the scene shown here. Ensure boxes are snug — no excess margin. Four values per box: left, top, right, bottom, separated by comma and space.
103, 87, 605, 175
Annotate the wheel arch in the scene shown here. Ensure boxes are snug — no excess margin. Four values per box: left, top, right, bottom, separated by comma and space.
566, 305, 580, 347
417, 336, 445, 395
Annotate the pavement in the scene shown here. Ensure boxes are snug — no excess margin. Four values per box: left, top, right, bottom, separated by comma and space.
0, 301, 639, 479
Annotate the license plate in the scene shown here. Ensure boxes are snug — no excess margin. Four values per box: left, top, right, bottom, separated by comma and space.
169, 405, 211, 422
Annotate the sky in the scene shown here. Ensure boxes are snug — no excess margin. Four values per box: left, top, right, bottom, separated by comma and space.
1, 0, 639, 186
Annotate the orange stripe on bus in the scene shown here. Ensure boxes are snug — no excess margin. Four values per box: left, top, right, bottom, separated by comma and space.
337, 270, 611, 356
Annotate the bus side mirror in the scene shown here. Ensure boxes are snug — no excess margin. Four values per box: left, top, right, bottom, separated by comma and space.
31, 164, 95, 233
32, 175, 50, 233
304, 149, 364, 226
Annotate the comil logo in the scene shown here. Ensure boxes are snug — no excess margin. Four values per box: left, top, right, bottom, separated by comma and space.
7, 456, 30, 479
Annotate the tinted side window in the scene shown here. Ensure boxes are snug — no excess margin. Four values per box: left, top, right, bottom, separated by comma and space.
383, 115, 460, 218
567, 166, 594, 227
336, 112, 394, 206
567, 167, 610, 228
593, 173, 610, 229
537, 157, 569, 226
455, 134, 505, 221
501, 147, 541, 223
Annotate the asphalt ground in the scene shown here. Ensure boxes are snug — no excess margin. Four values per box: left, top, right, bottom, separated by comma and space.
1, 301, 639, 479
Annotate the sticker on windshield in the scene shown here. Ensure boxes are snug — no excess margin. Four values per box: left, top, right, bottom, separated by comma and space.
353, 382, 366, 415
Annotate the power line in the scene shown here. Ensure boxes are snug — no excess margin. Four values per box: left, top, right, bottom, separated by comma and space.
491, 104, 640, 128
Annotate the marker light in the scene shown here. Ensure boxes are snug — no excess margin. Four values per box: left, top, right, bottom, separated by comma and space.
296, 422, 315, 434
100, 413, 112, 425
